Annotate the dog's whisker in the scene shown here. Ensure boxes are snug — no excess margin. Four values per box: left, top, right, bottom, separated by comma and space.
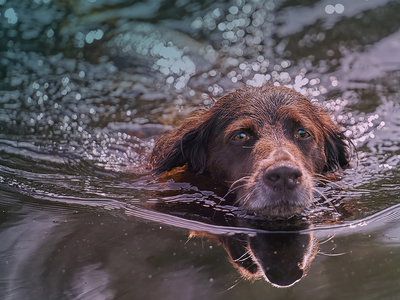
217, 277, 244, 293
313, 176, 347, 191
234, 189, 254, 205
313, 173, 330, 178
313, 177, 332, 183
227, 184, 248, 193
227, 176, 251, 187
232, 250, 252, 262
313, 174, 334, 183
233, 194, 246, 206
225, 176, 251, 194
313, 187, 328, 201
314, 180, 327, 186
317, 251, 348, 257
313, 187, 338, 213
240, 188, 255, 206
223, 184, 248, 199
319, 234, 336, 245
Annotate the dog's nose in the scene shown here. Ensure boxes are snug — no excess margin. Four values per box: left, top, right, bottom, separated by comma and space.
263, 163, 302, 190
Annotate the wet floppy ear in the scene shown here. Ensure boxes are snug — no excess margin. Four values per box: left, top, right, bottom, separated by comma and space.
150, 113, 213, 174
323, 128, 351, 172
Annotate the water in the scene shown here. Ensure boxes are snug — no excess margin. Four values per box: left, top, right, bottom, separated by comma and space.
1, 0, 400, 299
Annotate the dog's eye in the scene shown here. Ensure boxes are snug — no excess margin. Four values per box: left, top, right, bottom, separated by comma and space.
232, 132, 250, 142
295, 129, 311, 139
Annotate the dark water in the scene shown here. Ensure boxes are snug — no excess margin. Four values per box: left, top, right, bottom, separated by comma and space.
1, 0, 400, 299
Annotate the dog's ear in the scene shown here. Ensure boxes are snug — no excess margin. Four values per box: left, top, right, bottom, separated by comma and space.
150, 110, 213, 174
323, 128, 351, 172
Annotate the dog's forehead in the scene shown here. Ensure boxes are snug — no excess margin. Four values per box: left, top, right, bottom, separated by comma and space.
249, 88, 311, 110
211, 86, 323, 136
220, 86, 312, 110
228, 90, 314, 121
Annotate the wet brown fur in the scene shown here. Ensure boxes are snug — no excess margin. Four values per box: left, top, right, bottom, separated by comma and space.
150, 85, 350, 217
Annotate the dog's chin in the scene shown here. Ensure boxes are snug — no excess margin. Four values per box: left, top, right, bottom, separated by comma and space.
237, 186, 313, 219
246, 202, 307, 219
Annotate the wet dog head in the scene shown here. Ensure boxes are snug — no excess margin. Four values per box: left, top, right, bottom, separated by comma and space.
151, 85, 350, 218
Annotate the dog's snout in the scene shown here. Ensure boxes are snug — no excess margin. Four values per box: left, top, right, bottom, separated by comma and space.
263, 163, 302, 190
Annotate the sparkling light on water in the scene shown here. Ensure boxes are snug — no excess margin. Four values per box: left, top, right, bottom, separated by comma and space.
4, 7, 18, 24
325, 4, 345, 14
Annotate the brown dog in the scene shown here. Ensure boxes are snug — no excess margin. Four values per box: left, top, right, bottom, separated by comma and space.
150, 85, 350, 218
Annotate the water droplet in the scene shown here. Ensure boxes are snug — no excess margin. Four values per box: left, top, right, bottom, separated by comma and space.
325, 5, 335, 14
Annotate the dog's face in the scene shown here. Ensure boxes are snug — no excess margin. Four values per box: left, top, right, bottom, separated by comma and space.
151, 86, 350, 218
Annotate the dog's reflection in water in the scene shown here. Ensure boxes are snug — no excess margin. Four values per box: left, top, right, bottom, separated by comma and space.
153, 197, 319, 288
215, 231, 318, 287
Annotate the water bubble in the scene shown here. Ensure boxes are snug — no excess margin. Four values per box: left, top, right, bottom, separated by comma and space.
213, 8, 221, 17
46, 29, 54, 38
175, 81, 185, 90
191, 18, 203, 29
85, 29, 104, 44
239, 63, 247, 70
229, 6, 239, 15
61, 77, 70, 86
86, 32, 95, 44
5, 8, 18, 24
325, 4, 344, 14
325, 5, 335, 14
75, 32, 85, 41
218, 23, 227, 31
94, 29, 104, 40
236, 29, 245, 38
281, 60, 290, 68
335, 4, 345, 14
266, 2, 275, 10
252, 63, 260, 71
327, 49, 335, 56
242, 4, 252, 14
166, 76, 174, 84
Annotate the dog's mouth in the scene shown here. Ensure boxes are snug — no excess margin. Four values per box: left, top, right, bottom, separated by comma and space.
237, 188, 312, 218
235, 162, 314, 218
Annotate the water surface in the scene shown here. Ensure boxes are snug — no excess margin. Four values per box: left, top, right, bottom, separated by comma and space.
1, 0, 400, 299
